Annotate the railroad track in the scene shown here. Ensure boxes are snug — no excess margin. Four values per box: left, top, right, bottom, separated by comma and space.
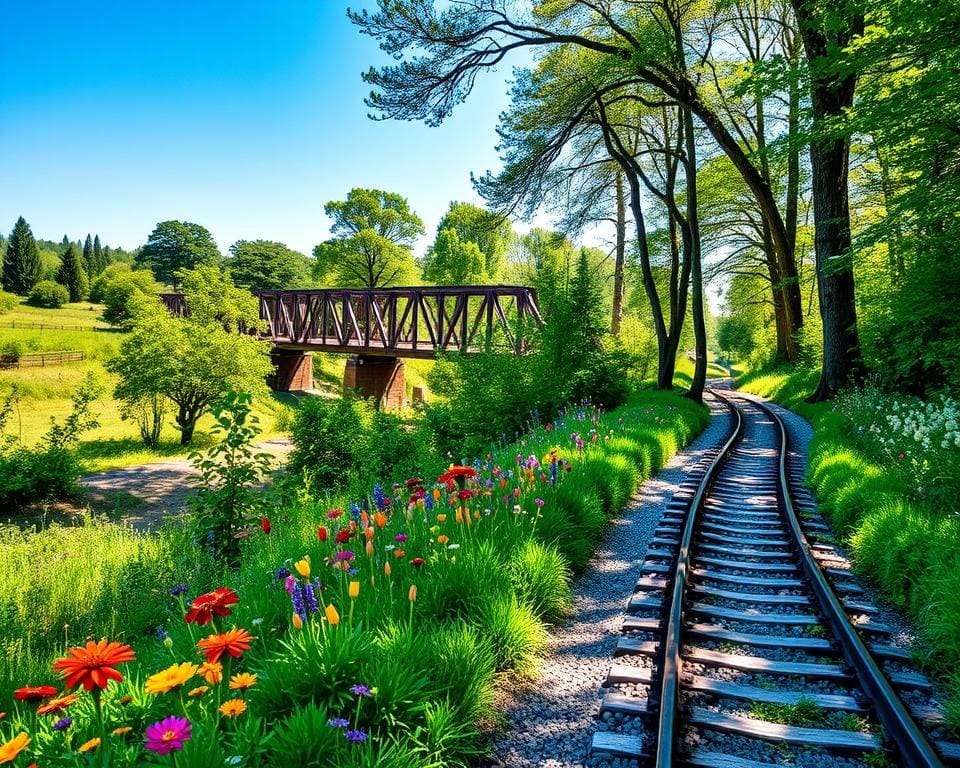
590, 388, 960, 767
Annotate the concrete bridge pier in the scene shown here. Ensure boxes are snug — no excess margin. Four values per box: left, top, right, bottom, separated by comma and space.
343, 355, 405, 410
269, 349, 314, 392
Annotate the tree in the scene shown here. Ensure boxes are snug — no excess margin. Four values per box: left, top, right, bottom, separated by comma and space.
56, 243, 89, 302
313, 188, 424, 288
109, 266, 273, 446
717, 316, 756, 361
421, 228, 487, 284
3, 217, 43, 294
434, 202, 512, 281
82, 234, 95, 277
93, 235, 105, 275
99, 266, 161, 328
226, 240, 311, 289
137, 221, 222, 287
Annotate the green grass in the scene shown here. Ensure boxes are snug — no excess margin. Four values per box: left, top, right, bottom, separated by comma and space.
0, 298, 111, 329
739, 364, 960, 736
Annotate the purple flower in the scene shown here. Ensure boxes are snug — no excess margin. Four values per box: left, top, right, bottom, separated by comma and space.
291, 583, 307, 621
374, 484, 387, 510
336, 550, 355, 561
303, 582, 319, 614
156, 626, 169, 642
534, 498, 545, 507
328, 718, 350, 729
275, 566, 291, 581
145, 716, 191, 756
169, 584, 189, 597
394, 533, 407, 543
345, 729, 368, 743
53, 716, 72, 731
350, 683, 373, 697
284, 574, 296, 594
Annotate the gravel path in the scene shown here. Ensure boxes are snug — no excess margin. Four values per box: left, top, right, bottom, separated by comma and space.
77, 437, 293, 530
481, 391, 733, 768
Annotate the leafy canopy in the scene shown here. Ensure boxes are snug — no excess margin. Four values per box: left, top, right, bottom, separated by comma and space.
137, 220, 222, 287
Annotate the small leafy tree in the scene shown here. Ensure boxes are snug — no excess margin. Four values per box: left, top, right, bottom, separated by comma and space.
189, 391, 273, 564
27, 280, 69, 308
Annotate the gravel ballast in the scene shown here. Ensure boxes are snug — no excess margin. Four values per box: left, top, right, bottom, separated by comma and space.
481, 394, 732, 768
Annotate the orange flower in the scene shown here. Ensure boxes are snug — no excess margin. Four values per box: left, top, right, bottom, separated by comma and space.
365, 541, 374, 558
373, 512, 387, 528
229, 672, 257, 690
0, 733, 30, 763
53, 639, 135, 691
36, 693, 79, 715
291, 613, 303, 630
436, 514, 447, 523
199, 661, 222, 685
13, 686, 57, 702
112, 726, 133, 735
384, 562, 392, 578
197, 628, 253, 663
325, 604, 340, 626
184, 587, 239, 626
394, 549, 405, 558
187, 686, 208, 698
432, 489, 441, 502
437, 535, 449, 545
219, 699, 247, 717
78, 737, 101, 753
409, 584, 417, 602
365, 527, 374, 542
145, 662, 198, 695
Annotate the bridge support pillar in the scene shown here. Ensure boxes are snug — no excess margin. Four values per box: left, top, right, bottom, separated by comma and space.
343, 355, 405, 410
269, 350, 313, 392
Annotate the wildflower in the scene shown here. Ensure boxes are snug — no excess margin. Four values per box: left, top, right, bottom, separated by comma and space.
436, 513, 447, 522
374, 511, 387, 528
184, 588, 239, 625
457, 489, 474, 501
37, 693, 79, 715
432, 488, 441, 502
394, 549, 406, 558
325, 604, 341, 626
395, 533, 408, 543
335, 528, 352, 544
219, 699, 247, 717
328, 507, 344, 519
284, 574, 297, 594
534, 498, 545, 507
145, 717, 192, 755
275, 566, 291, 582
0, 734, 30, 763
351, 683, 373, 697
437, 466, 477, 485
411, 557, 425, 567
145, 662, 198, 695
260, 517, 271, 535
229, 673, 257, 691
384, 562, 392, 577
366, 540, 375, 558
169, 584, 189, 597
187, 686, 208, 697
349, 581, 360, 599
53, 639, 135, 691
437, 535, 449, 545
336, 550, 355, 561
112, 726, 133, 735
78, 737, 101, 753
318, 526, 328, 542
13, 686, 58, 701
409, 585, 417, 602
303, 583, 320, 614
345, 729, 368, 743
197, 628, 254, 663
191, 651, 227, 685
52, 716, 72, 731
328, 717, 350, 728
294, 559, 311, 578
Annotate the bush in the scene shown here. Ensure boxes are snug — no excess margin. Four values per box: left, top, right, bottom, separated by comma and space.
0, 291, 16, 313
508, 539, 572, 624
26, 280, 69, 308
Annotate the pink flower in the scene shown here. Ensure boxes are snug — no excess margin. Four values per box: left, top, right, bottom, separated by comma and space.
145, 716, 191, 755
395, 533, 408, 543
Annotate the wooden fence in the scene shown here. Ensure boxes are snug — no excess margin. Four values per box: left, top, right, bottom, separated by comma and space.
0, 321, 113, 332
0, 350, 86, 369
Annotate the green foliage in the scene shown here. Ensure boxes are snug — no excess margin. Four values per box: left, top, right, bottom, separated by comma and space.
749, 697, 827, 728
26, 279, 69, 309
716, 315, 755, 361
98, 265, 160, 328
3, 216, 43, 295
507, 539, 572, 624
421, 228, 486, 284
137, 220, 222, 287
314, 188, 424, 288
477, 593, 548, 676
227, 239, 312, 289
0, 291, 17, 313
188, 391, 273, 563
109, 266, 273, 446
55, 243, 89, 302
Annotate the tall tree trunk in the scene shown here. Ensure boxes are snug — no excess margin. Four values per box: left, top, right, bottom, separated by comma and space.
762, 220, 792, 361
611, 169, 627, 336
793, 0, 866, 400
682, 104, 707, 403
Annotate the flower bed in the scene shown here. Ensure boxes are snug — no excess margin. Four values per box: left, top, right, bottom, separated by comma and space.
0, 390, 707, 766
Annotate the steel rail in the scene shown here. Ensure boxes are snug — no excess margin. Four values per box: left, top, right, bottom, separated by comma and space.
654, 390, 743, 768
750, 394, 945, 768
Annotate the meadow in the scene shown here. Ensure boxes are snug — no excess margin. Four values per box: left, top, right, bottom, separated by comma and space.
0, 389, 707, 766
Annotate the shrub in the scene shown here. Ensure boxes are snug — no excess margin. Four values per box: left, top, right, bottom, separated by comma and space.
26, 279, 69, 308
507, 539, 572, 624
477, 593, 548, 676
0, 291, 16, 313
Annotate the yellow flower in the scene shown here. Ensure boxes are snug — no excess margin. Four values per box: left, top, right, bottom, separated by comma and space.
229, 672, 257, 691
294, 559, 311, 578
200, 661, 223, 685
219, 699, 247, 718
112, 726, 133, 735
436, 514, 447, 523
145, 662, 199, 695
78, 737, 101, 753
0, 733, 30, 763
187, 686, 208, 698
349, 581, 360, 599
291, 613, 304, 630
325, 603, 341, 626
409, 584, 417, 602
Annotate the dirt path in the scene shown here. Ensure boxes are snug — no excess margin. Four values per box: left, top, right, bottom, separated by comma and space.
78, 437, 293, 530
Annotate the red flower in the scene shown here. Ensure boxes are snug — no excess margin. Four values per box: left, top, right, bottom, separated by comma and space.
457, 489, 475, 501
260, 517, 271, 535
13, 686, 57, 702
53, 640, 135, 692
197, 628, 253, 663
437, 466, 477, 485
318, 526, 328, 542
898, 453, 905, 460
411, 557, 425, 567
335, 528, 351, 544
184, 588, 239, 626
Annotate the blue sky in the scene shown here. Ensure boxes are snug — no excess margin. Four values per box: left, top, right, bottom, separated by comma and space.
0, 1, 524, 256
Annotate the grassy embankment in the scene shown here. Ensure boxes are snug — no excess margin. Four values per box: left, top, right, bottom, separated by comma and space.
738, 367, 960, 730
0, 389, 707, 764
